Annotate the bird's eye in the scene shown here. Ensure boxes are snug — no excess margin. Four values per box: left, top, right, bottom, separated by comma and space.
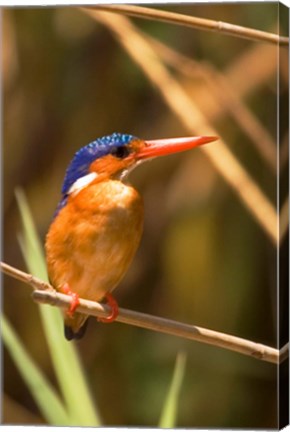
111, 146, 130, 159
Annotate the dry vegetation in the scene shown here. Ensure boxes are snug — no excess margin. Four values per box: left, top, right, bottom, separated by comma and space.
2, 4, 289, 428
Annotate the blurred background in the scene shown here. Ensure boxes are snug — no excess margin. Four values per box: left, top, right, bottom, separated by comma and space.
2, 3, 288, 428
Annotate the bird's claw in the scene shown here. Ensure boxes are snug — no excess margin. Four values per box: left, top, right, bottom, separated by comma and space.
98, 292, 119, 323
61, 283, 80, 317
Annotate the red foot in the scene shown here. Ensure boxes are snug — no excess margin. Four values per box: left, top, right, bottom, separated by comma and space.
98, 293, 119, 323
61, 283, 80, 317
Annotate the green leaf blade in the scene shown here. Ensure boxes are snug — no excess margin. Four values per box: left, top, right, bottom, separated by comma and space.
15, 188, 101, 426
1, 315, 70, 425
158, 351, 187, 428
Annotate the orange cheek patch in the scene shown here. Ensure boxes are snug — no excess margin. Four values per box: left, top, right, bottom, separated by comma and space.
89, 155, 130, 177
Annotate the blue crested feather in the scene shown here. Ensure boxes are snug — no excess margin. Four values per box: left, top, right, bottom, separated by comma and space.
61, 132, 136, 196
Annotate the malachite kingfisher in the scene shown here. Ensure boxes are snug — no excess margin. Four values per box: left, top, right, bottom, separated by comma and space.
45, 132, 217, 340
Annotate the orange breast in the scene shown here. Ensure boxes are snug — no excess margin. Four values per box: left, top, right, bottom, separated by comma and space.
45, 180, 144, 302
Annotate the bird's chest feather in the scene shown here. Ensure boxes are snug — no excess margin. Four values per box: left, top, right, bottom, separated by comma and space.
45, 180, 143, 300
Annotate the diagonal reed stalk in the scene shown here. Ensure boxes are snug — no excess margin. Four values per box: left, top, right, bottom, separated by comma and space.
80, 8, 278, 245
145, 35, 277, 173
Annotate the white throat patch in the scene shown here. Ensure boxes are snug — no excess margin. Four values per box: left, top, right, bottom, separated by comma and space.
68, 172, 98, 196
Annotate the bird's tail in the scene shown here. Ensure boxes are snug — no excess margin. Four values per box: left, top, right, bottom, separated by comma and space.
64, 313, 89, 340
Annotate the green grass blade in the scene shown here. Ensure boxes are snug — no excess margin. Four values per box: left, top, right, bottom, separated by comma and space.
158, 351, 187, 428
1, 315, 70, 425
15, 188, 101, 426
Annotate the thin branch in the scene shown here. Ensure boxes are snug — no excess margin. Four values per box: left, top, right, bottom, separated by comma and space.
32, 289, 280, 364
1, 261, 285, 365
1, 261, 51, 291
95, 5, 289, 46
80, 8, 278, 245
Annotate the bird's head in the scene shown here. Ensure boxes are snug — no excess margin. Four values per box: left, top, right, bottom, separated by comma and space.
54, 132, 217, 215
61, 132, 217, 196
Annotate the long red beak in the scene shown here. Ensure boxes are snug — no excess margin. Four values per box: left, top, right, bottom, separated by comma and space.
137, 136, 218, 160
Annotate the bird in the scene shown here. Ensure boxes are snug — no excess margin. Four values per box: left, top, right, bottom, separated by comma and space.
45, 132, 217, 340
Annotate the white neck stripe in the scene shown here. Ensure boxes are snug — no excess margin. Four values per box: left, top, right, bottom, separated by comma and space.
68, 172, 98, 196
